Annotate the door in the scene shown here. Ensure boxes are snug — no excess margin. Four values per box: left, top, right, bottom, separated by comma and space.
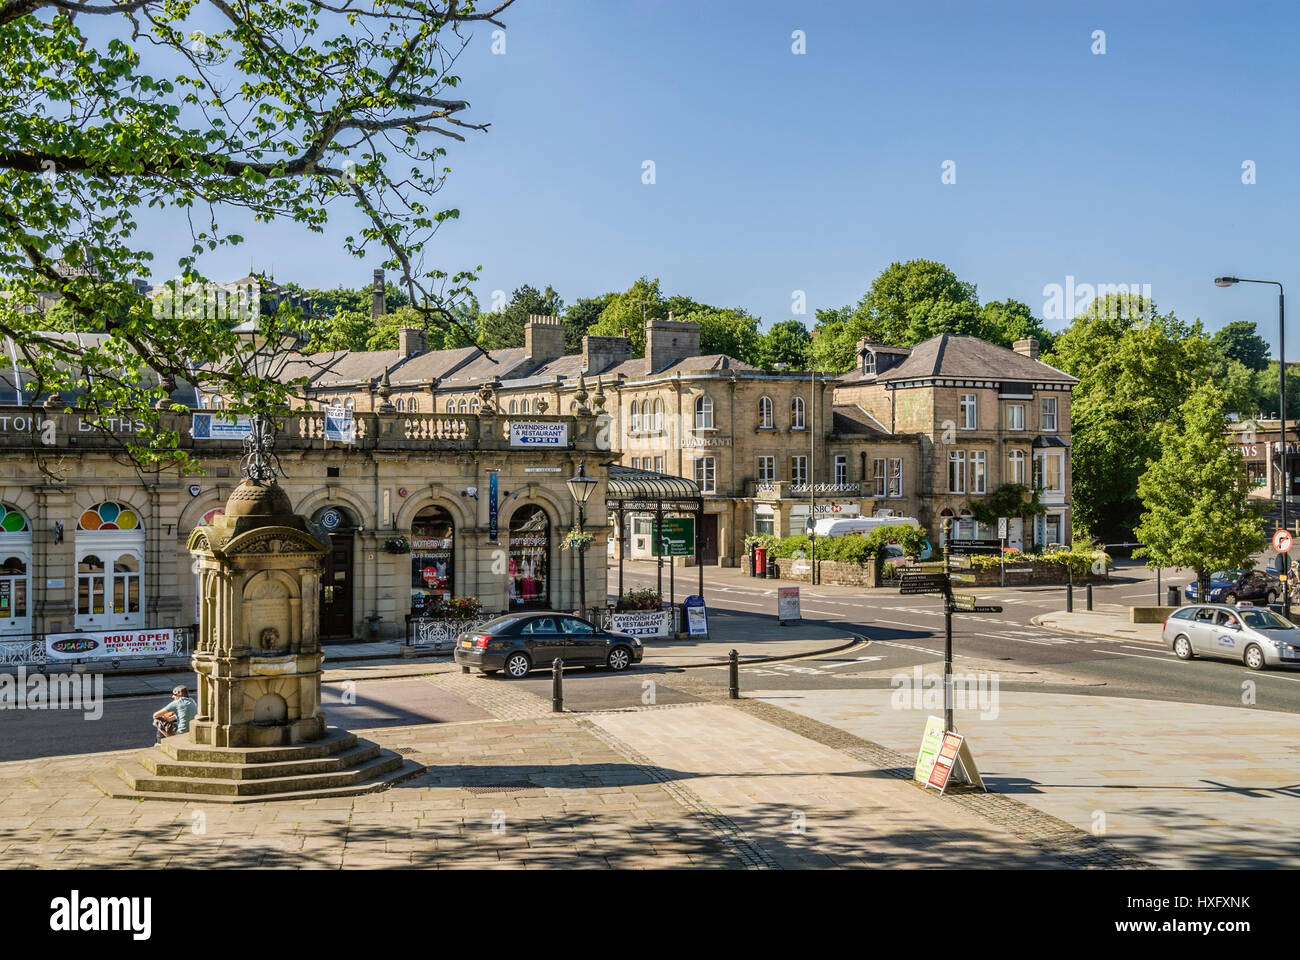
1188, 607, 1218, 654
1211, 609, 1244, 659
698, 515, 719, 566
319, 532, 354, 639
0, 551, 31, 638
560, 616, 604, 663
520, 615, 564, 664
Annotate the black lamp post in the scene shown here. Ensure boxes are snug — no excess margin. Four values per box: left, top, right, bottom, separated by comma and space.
566, 460, 598, 617
1215, 276, 1288, 615
234, 318, 295, 482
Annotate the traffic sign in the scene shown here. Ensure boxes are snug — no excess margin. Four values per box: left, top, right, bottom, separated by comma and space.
899, 573, 950, 596
968, 605, 1003, 613
947, 539, 1001, 555
652, 517, 695, 557
951, 594, 976, 605
1274, 529, 1292, 554
949, 573, 977, 583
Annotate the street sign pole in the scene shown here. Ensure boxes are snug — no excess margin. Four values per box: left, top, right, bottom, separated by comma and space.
943, 518, 953, 734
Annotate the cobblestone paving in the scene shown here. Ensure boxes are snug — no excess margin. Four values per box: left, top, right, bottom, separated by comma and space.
427, 671, 556, 720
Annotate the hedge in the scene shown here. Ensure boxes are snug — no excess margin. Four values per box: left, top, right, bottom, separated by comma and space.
967, 548, 1109, 574
752, 524, 929, 565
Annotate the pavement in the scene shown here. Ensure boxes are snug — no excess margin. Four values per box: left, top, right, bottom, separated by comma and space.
1033, 609, 1164, 645
0, 669, 1141, 869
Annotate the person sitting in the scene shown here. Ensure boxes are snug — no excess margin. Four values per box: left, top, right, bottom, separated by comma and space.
152, 685, 197, 743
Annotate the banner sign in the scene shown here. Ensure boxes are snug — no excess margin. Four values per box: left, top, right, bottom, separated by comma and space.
190, 412, 252, 441
778, 586, 801, 624
685, 595, 708, 636
914, 715, 946, 784
509, 421, 568, 448
324, 405, 354, 443
45, 628, 176, 661
488, 471, 499, 542
610, 609, 674, 638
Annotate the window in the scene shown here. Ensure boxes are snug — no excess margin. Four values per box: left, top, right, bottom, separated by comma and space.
75, 501, 145, 629
653, 399, 664, 432
694, 395, 714, 430
834, 455, 848, 486
344, 397, 355, 411
1006, 404, 1024, 431
758, 396, 774, 429
409, 397, 419, 413
457, 399, 468, 414
971, 451, 987, 494
629, 401, 640, 432
862, 350, 876, 376
754, 508, 775, 536
960, 394, 977, 430
1008, 450, 1026, 484
508, 505, 550, 610
888, 459, 903, 498
470, 401, 479, 413
395, 398, 404, 413
948, 451, 966, 493
791, 396, 806, 430
410, 505, 455, 613
654, 455, 664, 473
790, 456, 808, 485
509, 399, 519, 415
872, 458, 886, 497
521, 399, 531, 414
1041, 396, 1058, 432
0, 504, 32, 635
694, 456, 716, 493
1034, 451, 1064, 492
630, 457, 640, 469
757, 456, 775, 482
446, 400, 455, 413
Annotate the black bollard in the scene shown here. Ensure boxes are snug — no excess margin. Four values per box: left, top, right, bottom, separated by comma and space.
728, 649, 739, 700
1065, 578, 1074, 612
552, 658, 564, 713
1085, 583, 1093, 611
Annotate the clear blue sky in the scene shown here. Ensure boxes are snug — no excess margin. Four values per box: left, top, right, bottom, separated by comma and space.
193, 0, 1299, 347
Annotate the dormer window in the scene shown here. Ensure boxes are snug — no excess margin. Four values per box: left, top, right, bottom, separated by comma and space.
862, 350, 877, 376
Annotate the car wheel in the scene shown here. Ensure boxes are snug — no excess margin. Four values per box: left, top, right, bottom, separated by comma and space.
504, 653, 532, 679
1267, 591, 1277, 604
1224, 593, 1237, 604
1244, 644, 1266, 671
607, 646, 632, 672
1173, 635, 1194, 660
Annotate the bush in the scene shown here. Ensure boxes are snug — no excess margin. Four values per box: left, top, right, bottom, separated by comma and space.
616, 589, 661, 612
753, 524, 928, 565
426, 596, 483, 620
967, 549, 1108, 574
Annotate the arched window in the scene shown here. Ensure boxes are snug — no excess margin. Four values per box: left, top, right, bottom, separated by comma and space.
653, 398, 664, 431
470, 400, 479, 413
508, 505, 551, 610
410, 505, 455, 614
630, 400, 641, 433
522, 399, 531, 414
457, 399, 468, 414
408, 397, 418, 413
0, 503, 32, 637
395, 398, 405, 412
694, 395, 714, 430
509, 399, 519, 415
344, 396, 355, 410
446, 399, 455, 413
791, 396, 806, 430
758, 396, 773, 429
76, 501, 145, 629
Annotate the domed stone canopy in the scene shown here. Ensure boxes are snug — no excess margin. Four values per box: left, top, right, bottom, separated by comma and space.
224, 478, 294, 519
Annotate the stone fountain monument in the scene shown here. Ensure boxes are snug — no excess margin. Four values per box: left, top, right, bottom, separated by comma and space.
93, 405, 420, 802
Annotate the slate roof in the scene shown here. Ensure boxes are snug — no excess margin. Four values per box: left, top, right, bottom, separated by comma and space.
830, 404, 892, 439
874, 334, 1077, 384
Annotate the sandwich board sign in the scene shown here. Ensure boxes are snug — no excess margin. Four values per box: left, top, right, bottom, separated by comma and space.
924, 731, 987, 795
914, 715, 945, 784
777, 586, 801, 624
684, 595, 709, 636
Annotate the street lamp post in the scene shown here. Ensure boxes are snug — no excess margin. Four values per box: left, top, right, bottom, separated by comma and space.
566, 460, 598, 618
1215, 276, 1288, 615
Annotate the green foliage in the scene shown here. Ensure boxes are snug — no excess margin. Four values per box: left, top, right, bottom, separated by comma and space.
967, 548, 1107, 574
978, 299, 1053, 352
1046, 298, 1215, 541
588, 277, 666, 355
688, 307, 762, 364
755, 524, 928, 564
758, 319, 813, 371
0, 1, 496, 469
563, 294, 616, 352
477, 284, 564, 350
810, 305, 857, 373
1134, 383, 1266, 582
1211, 320, 1271, 372
615, 589, 661, 612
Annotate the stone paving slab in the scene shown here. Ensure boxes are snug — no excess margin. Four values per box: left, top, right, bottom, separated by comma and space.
750, 686, 1300, 869
1034, 611, 1164, 645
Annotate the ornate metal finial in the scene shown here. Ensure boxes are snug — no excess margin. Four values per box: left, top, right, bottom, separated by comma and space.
241, 413, 278, 482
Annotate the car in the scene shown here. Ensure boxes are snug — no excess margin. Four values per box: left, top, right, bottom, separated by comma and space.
1162, 603, 1300, 671
453, 611, 644, 679
1184, 569, 1281, 605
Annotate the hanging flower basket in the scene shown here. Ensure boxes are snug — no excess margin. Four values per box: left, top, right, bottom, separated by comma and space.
384, 536, 410, 554
561, 527, 595, 552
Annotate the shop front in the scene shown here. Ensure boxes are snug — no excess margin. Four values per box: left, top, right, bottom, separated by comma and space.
508, 504, 551, 610
410, 505, 454, 615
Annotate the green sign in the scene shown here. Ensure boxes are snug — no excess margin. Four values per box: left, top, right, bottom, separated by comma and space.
652, 517, 695, 556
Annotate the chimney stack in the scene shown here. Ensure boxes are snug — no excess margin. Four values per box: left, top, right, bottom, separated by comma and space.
582, 333, 633, 374
524, 314, 566, 363
372, 268, 386, 319
1013, 338, 1040, 360
399, 327, 428, 357
645, 312, 700, 374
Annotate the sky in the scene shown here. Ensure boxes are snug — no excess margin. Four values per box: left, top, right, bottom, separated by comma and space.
164, 0, 1300, 346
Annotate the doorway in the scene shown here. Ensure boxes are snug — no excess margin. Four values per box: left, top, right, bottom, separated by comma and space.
314, 507, 355, 639
698, 514, 719, 565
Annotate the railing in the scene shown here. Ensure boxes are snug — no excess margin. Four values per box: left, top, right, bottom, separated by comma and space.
405, 614, 497, 652
751, 480, 863, 499
0, 626, 195, 667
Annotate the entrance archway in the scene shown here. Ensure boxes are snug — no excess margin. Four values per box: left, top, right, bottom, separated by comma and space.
313, 505, 357, 639
76, 501, 145, 630
0, 503, 32, 638
410, 505, 454, 615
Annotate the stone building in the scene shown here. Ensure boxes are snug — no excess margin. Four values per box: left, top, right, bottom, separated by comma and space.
0, 404, 609, 643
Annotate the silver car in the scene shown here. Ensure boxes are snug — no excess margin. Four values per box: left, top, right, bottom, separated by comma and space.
1162, 604, 1300, 671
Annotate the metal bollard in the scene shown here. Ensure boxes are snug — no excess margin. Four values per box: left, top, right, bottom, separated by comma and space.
552, 658, 564, 713
1065, 579, 1074, 612
728, 649, 739, 700
1085, 583, 1093, 611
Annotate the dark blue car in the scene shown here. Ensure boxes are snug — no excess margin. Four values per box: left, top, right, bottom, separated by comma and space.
1185, 569, 1281, 605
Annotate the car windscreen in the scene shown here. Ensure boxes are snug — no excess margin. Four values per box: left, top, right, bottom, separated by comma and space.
1240, 610, 1297, 630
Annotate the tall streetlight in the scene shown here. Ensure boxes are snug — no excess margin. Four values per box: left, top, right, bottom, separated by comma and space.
1215, 276, 1288, 614
233, 317, 296, 483
566, 459, 598, 617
